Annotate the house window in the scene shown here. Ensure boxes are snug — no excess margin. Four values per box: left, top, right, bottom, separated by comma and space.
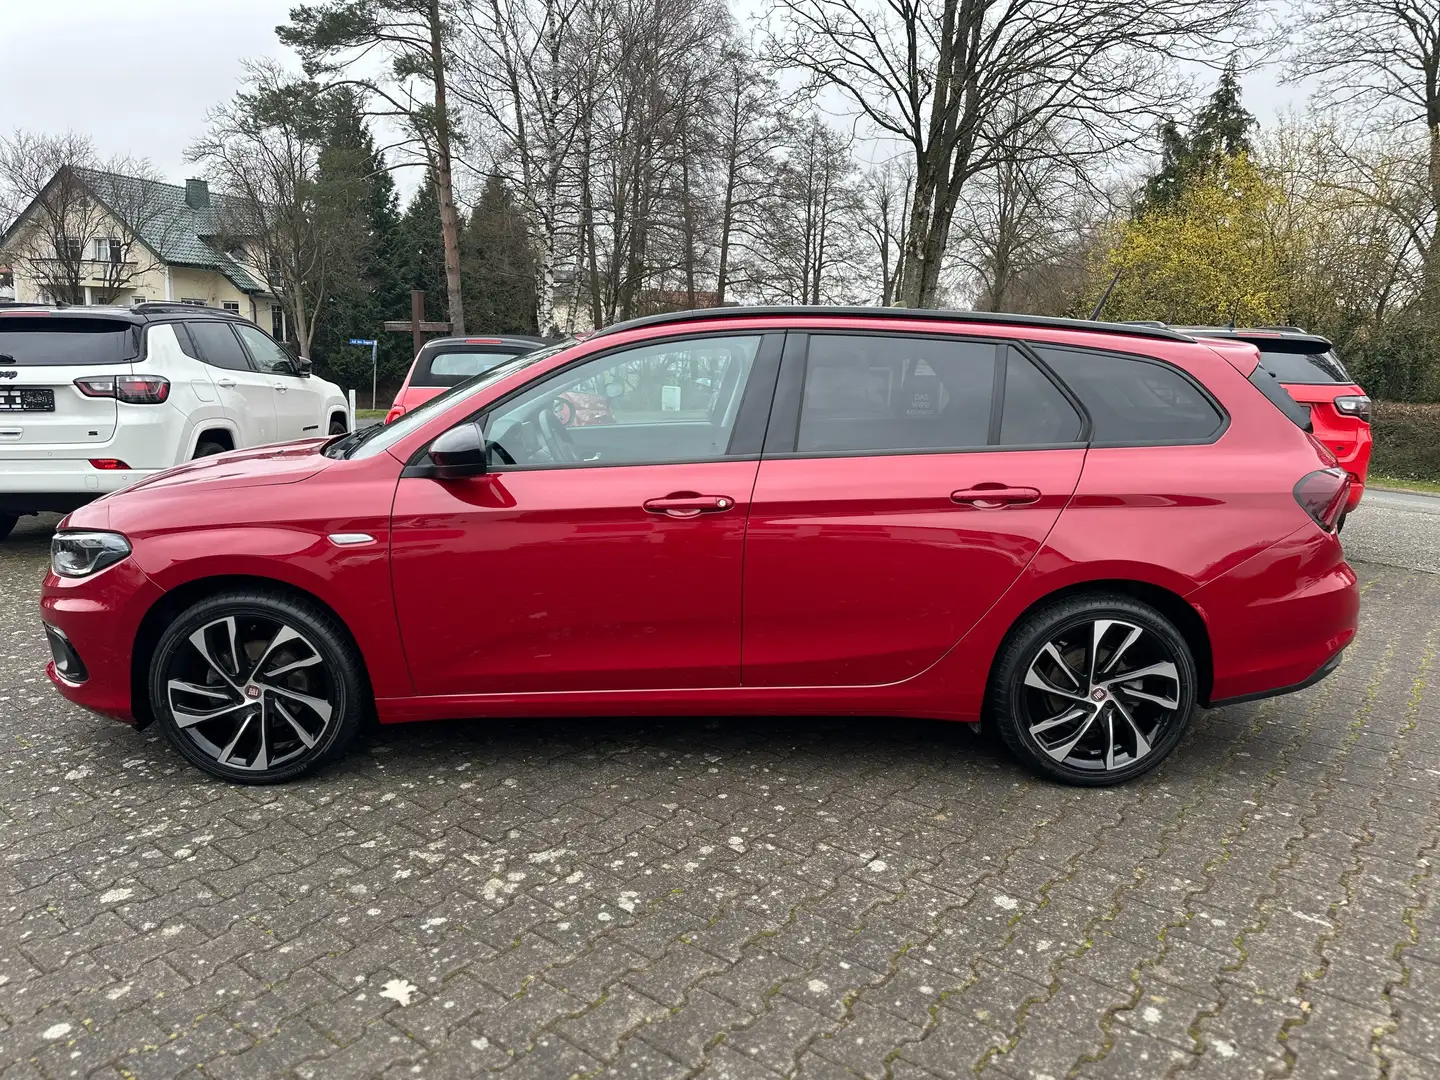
180, 298, 208, 306
93, 238, 122, 263
131, 296, 148, 306
271, 304, 286, 341
60, 236, 84, 261
222, 301, 240, 314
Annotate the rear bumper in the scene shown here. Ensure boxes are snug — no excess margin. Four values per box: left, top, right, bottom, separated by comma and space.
1207, 647, 1345, 709
1, 460, 155, 513
1191, 523, 1359, 706
40, 556, 164, 724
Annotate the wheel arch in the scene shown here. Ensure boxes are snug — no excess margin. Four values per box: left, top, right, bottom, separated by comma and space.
129, 573, 366, 729
986, 578, 1214, 708
191, 424, 238, 456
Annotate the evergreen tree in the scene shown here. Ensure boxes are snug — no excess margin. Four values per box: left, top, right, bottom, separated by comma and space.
391, 178, 451, 333
307, 91, 407, 393
1140, 59, 1256, 211
461, 174, 539, 335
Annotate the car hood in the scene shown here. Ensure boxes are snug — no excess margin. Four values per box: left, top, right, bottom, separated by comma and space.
115, 438, 335, 497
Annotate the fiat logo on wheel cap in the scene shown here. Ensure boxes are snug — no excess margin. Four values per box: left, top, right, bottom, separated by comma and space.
245, 685, 262, 699
1091, 687, 1106, 701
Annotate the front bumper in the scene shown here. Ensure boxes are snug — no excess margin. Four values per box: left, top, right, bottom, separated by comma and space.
41, 556, 164, 723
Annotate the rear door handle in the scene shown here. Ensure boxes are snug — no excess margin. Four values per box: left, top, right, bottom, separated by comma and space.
951, 485, 1042, 508
643, 492, 735, 517
215, 377, 237, 388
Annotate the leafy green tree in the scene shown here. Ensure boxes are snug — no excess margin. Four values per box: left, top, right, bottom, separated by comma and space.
1141, 59, 1255, 210
390, 177, 451, 330
461, 174, 538, 335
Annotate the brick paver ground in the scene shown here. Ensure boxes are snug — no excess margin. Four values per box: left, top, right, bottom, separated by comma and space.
2, 510, 1438, 1079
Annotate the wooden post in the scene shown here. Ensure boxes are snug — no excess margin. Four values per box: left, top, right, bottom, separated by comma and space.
382, 289, 453, 358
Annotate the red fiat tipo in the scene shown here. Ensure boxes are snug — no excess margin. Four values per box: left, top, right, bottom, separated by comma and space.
41, 308, 1359, 786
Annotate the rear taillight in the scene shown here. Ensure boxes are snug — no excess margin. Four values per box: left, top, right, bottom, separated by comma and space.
1294, 468, 1350, 531
1333, 395, 1372, 423
74, 375, 170, 404
385, 405, 406, 424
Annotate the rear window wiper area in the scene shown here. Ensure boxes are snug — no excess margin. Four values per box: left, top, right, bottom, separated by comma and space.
0, 318, 140, 364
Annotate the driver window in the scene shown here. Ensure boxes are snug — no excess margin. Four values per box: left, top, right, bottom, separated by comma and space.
481, 335, 761, 468
235, 324, 296, 375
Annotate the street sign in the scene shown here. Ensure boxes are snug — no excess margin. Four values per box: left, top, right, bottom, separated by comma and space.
349, 338, 377, 346
349, 338, 381, 409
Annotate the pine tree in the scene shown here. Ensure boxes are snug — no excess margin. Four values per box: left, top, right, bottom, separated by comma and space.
461, 175, 539, 335
391, 178, 451, 333
308, 91, 406, 392
1140, 59, 1256, 212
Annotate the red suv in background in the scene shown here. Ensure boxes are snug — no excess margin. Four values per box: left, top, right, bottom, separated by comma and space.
1182, 328, 1372, 523
384, 334, 551, 423
41, 308, 1359, 788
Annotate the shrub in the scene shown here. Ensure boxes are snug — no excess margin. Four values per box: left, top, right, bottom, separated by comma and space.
1370, 401, 1440, 482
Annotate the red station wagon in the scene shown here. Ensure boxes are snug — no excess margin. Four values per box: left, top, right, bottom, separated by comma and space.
41, 308, 1359, 786
385, 334, 551, 423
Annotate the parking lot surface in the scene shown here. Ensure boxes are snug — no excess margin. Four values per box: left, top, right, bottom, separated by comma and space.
2, 504, 1439, 1080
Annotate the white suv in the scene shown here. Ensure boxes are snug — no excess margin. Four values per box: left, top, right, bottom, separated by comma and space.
0, 303, 349, 538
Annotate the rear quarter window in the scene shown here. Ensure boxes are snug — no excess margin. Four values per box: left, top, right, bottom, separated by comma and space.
417, 349, 528, 387
0, 317, 139, 365
1036, 346, 1225, 446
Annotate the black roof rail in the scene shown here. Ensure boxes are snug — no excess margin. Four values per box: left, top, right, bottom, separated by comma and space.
588, 305, 1197, 342
131, 302, 248, 319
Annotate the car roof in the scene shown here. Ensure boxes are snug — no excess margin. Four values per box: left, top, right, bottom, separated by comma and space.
0, 302, 252, 326
590, 305, 1198, 343
420, 334, 555, 351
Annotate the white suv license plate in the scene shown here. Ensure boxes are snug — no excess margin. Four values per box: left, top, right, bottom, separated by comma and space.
0, 388, 55, 412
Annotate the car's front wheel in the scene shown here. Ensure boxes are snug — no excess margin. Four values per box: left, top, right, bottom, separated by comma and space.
148, 590, 368, 782
0, 513, 16, 541
988, 594, 1196, 786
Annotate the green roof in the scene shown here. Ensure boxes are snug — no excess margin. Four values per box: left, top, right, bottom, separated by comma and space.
73, 168, 268, 294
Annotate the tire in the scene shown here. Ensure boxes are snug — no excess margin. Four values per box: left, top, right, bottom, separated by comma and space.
1336, 512, 1347, 535
329, 417, 347, 435
194, 440, 228, 458
987, 594, 1197, 786
148, 590, 369, 783
0, 514, 16, 541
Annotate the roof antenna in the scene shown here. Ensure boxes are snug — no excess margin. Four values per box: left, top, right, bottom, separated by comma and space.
1089, 269, 1121, 321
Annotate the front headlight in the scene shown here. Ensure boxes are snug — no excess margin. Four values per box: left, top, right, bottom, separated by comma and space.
51, 531, 132, 578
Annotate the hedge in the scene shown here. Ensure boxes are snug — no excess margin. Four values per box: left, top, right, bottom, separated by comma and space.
1370, 401, 1440, 483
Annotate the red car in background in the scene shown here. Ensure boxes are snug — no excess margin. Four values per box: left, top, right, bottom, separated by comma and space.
1182, 328, 1372, 524
384, 335, 552, 423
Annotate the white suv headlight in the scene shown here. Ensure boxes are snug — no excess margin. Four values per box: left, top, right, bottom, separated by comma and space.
51, 531, 132, 578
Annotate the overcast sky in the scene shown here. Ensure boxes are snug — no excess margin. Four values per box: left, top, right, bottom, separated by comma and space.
3, 0, 1309, 196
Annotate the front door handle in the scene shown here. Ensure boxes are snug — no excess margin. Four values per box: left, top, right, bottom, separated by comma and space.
215, 377, 237, 388
951, 484, 1042, 509
643, 492, 735, 518
273, 382, 288, 393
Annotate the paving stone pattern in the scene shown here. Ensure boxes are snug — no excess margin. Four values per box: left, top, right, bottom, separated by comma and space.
2, 512, 1439, 1079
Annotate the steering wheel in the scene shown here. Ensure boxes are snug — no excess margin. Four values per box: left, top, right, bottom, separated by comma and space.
536, 398, 581, 463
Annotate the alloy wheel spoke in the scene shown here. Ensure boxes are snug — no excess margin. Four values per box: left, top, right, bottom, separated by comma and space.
217, 711, 255, 764
253, 700, 269, 771
170, 699, 250, 729
1040, 642, 1082, 687
1038, 709, 1099, 762
1100, 660, 1179, 688
1088, 619, 1116, 684
1028, 704, 1091, 738
188, 618, 241, 689
167, 679, 233, 702
1024, 666, 1092, 703
264, 684, 333, 725
272, 697, 318, 749
1111, 696, 1153, 761
261, 653, 323, 680
247, 624, 305, 683
1103, 707, 1117, 770
1115, 683, 1180, 710
1100, 624, 1144, 676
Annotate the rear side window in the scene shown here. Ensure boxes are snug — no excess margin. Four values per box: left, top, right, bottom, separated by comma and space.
797, 334, 995, 453
418, 349, 524, 387
0, 317, 139, 365
1000, 349, 1082, 445
187, 321, 253, 372
1037, 346, 1224, 445
1257, 347, 1350, 385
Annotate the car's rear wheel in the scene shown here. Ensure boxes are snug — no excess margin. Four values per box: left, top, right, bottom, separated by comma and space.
329, 417, 347, 435
194, 440, 228, 458
988, 594, 1196, 786
0, 513, 16, 541
148, 591, 368, 783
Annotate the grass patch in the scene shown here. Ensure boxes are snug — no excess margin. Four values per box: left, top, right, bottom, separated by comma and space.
355, 409, 388, 420
1368, 473, 1440, 495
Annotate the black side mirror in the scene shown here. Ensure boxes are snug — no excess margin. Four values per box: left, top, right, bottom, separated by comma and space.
295, 356, 312, 377
429, 422, 488, 479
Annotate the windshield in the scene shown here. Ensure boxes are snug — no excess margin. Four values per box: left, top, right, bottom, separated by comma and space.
328, 337, 579, 460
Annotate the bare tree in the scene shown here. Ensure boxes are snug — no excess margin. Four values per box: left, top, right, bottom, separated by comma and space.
765, 0, 1257, 308
857, 159, 913, 305
712, 41, 783, 304
280, 0, 469, 333
0, 131, 173, 304
189, 63, 356, 356
1291, 1, 1440, 289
